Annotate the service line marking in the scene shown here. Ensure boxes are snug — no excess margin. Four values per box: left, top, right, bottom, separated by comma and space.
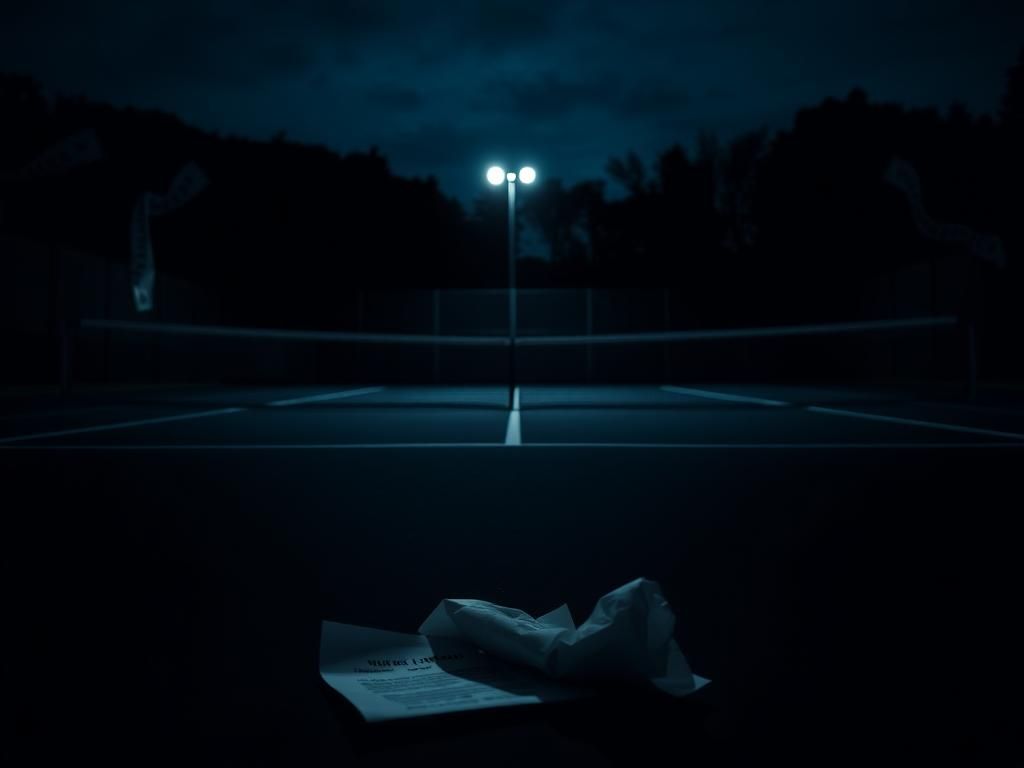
0, 408, 247, 444
661, 385, 789, 407
806, 405, 1024, 441
266, 387, 383, 407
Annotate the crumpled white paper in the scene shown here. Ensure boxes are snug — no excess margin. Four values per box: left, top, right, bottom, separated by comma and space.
418, 577, 707, 696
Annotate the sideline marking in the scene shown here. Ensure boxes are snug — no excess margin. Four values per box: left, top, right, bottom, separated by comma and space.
806, 405, 1024, 441
505, 387, 521, 445
0, 408, 246, 444
661, 385, 789, 407
267, 387, 383, 407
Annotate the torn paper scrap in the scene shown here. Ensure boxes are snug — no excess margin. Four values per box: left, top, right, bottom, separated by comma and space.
319, 622, 590, 722
418, 578, 709, 696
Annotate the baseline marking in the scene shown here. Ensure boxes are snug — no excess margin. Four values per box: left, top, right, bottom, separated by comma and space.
505, 386, 521, 446
0, 407, 246, 444
267, 387, 383, 407
806, 405, 1024, 441
661, 385, 789, 407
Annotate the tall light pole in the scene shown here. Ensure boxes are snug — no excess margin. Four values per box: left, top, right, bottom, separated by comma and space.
487, 165, 536, 409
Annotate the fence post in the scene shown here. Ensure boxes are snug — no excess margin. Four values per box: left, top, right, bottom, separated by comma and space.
432, 288, 441, 384
52, 244, 72, 397
586, 286, 593, 382
59, 316, 71, 397
356, 290, 364, 384
662, 287, 671, 382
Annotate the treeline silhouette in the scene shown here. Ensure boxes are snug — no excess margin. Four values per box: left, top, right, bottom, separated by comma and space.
1, 50, 1022, 344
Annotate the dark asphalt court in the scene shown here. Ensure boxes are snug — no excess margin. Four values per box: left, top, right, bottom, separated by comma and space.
4, 384, 1023, 765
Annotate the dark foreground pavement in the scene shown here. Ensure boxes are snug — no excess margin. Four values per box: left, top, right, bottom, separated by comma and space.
3, 387, 1024, 765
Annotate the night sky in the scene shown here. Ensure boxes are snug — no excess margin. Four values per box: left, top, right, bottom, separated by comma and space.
3, 1, 1022, 203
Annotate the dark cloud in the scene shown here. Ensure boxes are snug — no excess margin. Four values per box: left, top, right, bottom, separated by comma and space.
616, 83, 690, 117
442, 0, 558, 49
474, 72, 610, 119
362, 84, 422, 111
380, 121, 486, 167
1, 0, 1022, 203
473, 72, 689, 121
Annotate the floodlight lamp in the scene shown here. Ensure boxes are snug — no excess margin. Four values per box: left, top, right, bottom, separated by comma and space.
507, 172, 516, 182
486, 166, 506, 185
519, 166, 536, 184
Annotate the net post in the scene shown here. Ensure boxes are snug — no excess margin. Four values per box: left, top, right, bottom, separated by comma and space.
965, 319, 977, 403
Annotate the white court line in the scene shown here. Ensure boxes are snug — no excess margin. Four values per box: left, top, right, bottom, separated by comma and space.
3, 442, 1023, 450
504, 386, 521, 446
266, 387, 383, 407
806, 405, 1024, 441
0, 408, 246, 444
660, 385, 1024, 441
267, 386, 383, 407
661, 385, 789, 407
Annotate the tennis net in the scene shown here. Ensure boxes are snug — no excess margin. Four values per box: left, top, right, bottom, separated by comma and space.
68, 314, 973, 404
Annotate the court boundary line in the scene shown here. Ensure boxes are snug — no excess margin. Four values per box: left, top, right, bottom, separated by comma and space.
807, 405, 1024, 441
267, 386, 384, 407
661, 385, 790, 407
0, 407, 247, 444
504, 387, 521, 445
661, 382, 1024, 441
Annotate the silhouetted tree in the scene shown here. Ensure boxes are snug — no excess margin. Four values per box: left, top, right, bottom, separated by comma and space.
605, 151, 649, 196
519, 178, 602, 279
717, 129, 769, 252
1001, 47, 1024, 132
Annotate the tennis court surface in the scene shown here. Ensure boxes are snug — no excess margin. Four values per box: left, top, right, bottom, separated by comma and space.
3, 382, 1024, 448
5, 328, 1024, 764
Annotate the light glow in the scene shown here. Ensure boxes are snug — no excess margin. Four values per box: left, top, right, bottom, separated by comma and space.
506, 172, 516, 182
486, 166, 505, 185
519, 166, 536, 184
